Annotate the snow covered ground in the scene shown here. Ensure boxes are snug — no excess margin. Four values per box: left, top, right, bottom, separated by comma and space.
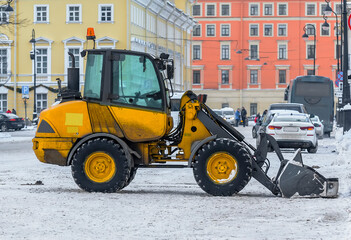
0, 126, 350, 239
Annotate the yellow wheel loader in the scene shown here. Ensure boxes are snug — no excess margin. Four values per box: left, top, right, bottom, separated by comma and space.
32, 49, 338, 197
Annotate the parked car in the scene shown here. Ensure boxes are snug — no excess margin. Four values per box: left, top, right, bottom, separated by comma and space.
310, 115, 324, 139
268, 103, 307, 114
221, 107, 235, 125
265, 112, 318, 153
252, 109, 299, 139
0, 113, 25, 132
212, 109, 223, 118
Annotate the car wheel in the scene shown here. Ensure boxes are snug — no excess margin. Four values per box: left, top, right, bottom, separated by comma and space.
193, 138, 252, 196
308, 141, 318, 154
71, 138, 131, 192
1, 124, 8, 132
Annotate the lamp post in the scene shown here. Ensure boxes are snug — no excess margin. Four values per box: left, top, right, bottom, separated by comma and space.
29, 29, 37, 120
302, 24, 316, 75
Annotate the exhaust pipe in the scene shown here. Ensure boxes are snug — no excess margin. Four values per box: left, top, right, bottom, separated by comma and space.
59, 52, 81, 102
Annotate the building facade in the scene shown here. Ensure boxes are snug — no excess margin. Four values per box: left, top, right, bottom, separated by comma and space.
191, 0, 345, 115
0, 0, 196, 119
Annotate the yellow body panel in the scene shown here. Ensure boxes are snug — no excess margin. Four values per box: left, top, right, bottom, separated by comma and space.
110, 106, 168, 142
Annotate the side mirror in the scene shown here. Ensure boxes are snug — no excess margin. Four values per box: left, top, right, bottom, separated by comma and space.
167, 62, 174, 80
310, 114, 315, 118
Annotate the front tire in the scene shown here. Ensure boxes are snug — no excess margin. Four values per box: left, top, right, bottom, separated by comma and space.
71, 138, 131, 192
193, 139, 252, 196
1, 124, 8, 132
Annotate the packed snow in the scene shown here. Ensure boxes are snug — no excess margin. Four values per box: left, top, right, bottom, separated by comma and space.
0, 125, 350, 239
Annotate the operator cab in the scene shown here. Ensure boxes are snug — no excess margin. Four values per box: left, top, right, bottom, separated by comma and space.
82, 49, 173, 113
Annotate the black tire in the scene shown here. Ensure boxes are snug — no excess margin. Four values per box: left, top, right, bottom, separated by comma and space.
124, 166, 138, 188
308, 141, 318, 154
1, 124, 7, 132
71, 138, 131, 192
193, 138, 252, 196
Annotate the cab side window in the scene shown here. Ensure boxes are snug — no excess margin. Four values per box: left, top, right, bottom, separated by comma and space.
111, 54, 163, 110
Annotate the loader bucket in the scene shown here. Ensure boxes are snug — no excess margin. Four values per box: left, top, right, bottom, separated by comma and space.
277, 149, 339, 198
254, 133, 339, 198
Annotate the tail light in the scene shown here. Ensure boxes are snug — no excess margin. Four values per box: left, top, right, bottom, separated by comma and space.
300, 126, 314, 130
268, 125, 282, 130
9, 119, 16, 121
21, 118, 24, 121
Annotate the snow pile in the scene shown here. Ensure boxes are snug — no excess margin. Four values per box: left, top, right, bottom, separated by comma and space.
0, 132, 11, 138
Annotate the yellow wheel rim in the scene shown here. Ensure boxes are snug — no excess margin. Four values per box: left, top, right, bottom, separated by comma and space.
84, 152, 116, 183
206, 152, 238, 184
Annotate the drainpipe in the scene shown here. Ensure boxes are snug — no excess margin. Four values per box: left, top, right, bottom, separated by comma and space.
156, 1, 167, 56
144, 0, 153, 53
12, 0, 17, 112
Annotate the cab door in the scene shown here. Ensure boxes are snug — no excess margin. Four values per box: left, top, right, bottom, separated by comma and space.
108, 52, 168, 142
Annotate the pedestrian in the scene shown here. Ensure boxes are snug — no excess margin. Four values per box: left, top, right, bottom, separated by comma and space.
11, 109, 16, 115
241, 106, 247, 127
254, 112, 261, 123
261, 109, 268, 121
6, 109, 11, 113
234, 108, 241, 127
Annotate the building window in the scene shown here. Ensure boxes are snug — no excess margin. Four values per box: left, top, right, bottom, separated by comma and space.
67, 5, 81, 23
68, 48, 80, 68
193, 5, 201, 16
321, 23, 329, 36
36, 48, 48, 74
207, 4, 215, 16
0, 49, 7, 74
264, 24, 273, 36
306, 25, 315, 35
279, 70, 286, 83
99, 4, 114, 22
0, 93, 7, 112
320, 3, 327, 15
264, 4, 273, 16
307, 69, 314, 75
250, 45, 258, 59
193, 25, 201, 37
306, 4, 316, 16
250, 24, 259, 36
221, 4, 230, 16
193, 70, 200, 84
36, 93, 47, 114
250, 4, 259, 16
250, 70, 258, 84
0, 6, 9, 24
250, 103, 257, 115
193, 45, 201, 60
221, 70, 229, 84
278, 44, 287, 59
307, 45, 315, 59
221, 45, 230, 60
221, 24, 230, 36
278, 24, 287, 36
278, 4, 287, 16
207, 25, 215, 36
34, 5, 49, 23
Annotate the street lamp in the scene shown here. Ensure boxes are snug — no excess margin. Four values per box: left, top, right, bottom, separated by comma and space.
302, 24, 316, 75
4, 0, 14, 12
29, 29, 37, 120
322, 14, 340, 72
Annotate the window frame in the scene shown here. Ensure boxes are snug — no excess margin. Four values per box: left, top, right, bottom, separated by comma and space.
250, 70, 258, 84
220, 24, 230, 37
193, 25, 201, 37
277, 3, 288, 16
193, 70, 201, 84
249, 24, 259, 37
278, 43, 288, 60
0, 6, 9, 24
34, 4, 49, 23
249, 43, 259, 60
98, 4, 114, 23
320, 23, 330, 36
278, 69, 287, 84
192, 4, 201, 16
0, 93, 7, 112
277, 24, 287, 36
249, 3, 260, 16
264, 24, 274, 37
306, 43, 316, 60
263, 3, 273, 16
305, 3, 316, 16
36, 93, 48, 114
221, 44, 230, 60
206, 3, 216, 17
193, 45, 201, 60
206, 24, 216, 37
66, 4, 82, 23
220, 3, 231, 16
221, 70, 229, 84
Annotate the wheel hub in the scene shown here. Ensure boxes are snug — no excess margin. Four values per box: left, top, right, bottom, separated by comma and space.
84, 152, 116, 183
207, 152, 238, 184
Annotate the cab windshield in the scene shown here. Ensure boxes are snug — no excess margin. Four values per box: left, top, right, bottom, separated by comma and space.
84, 53, 104, 99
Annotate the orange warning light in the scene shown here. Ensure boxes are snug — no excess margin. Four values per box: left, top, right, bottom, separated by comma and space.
86, 28, 96, 40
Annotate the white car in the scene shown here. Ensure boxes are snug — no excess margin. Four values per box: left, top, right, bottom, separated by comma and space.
310, 115, 324, 139
221, 107, 235, 125
266, 112, 318, 153
212, 109, 223, 118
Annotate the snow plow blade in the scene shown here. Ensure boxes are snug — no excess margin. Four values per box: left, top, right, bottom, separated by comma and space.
277, 149, 339, 198
253, 133, 339, 198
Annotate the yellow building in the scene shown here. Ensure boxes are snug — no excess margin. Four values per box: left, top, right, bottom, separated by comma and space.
0, 0, 196, 120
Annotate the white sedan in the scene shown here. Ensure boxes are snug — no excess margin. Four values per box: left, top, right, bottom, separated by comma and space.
266, 113, 318, 153
310, 115, 324, 139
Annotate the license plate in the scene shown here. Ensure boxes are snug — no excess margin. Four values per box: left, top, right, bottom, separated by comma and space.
284, 127, 298, 132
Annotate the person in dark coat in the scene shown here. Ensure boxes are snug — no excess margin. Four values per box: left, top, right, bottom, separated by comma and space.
234, 108, 241, 127
11, 109, 16, 115
241, 107, 247, 127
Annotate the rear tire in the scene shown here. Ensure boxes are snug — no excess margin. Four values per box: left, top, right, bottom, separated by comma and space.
308, 141, 318, 154
71, 138, 131, 192
193, 138, 252, 196
124, 166, 138, 188
1, 124, 7, 132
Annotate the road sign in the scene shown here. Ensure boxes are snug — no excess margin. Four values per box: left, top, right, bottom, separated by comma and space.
22, 86, 29, 99
349, 14, 351, 30
336, 71, 343, 87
